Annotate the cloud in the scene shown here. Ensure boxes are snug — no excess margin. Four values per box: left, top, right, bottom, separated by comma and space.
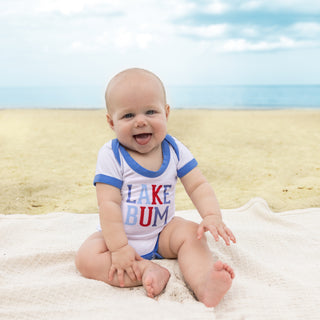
65, 28, 154, 54
291, 22, 320, 38
112, 28, 154, 50
35, 0, 123, 16
4, 0, 320, 55
178, 24, 229, 39
243, 0, 320, 13
170, 0, 320, 53
205, 1, 230, 14
220, 36, 314, 52
1, 0, 320, 87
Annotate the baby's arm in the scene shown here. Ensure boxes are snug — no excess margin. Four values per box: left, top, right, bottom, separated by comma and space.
96, 183, 142, 286
180, 167, 236, 245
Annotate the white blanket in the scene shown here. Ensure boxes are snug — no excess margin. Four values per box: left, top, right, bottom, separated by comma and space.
1, 198, 319, 320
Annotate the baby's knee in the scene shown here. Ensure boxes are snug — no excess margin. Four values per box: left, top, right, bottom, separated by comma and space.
176, 218, 206, 242
75, 247, 91, 277
75, 232, 108, 277
75, 244, 99, 279
185, 219, 200, 234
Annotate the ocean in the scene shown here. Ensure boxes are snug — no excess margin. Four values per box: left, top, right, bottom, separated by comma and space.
0, 85, 319, 109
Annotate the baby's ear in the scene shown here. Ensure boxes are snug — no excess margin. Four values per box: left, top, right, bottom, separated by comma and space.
165, 104, 170, 120
106, 114, 114, 130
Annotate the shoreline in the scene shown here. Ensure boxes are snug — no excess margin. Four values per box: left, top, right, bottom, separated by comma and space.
1, 108, 319, 214
1, 106, 320, 111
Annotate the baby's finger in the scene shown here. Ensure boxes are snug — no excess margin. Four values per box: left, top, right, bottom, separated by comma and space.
208, 225, 219, 242
135, 252, 143, 261
117, 269, 125, 287
225, 227, 236, 243
125, 267, 136, 282
132, 262, 142, 281
218, 226, 230, 245
197, 225, 205, 240
108, 266, 116, 282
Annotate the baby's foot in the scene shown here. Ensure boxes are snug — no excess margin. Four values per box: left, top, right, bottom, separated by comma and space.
142, 262, 170, 298
198, 261, 235, 307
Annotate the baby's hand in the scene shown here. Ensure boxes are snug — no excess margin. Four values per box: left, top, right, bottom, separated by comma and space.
109, 244, 142, 287
197, 215, 236, 246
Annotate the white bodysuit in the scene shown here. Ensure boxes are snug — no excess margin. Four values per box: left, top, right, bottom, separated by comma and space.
94, 134, 197, 256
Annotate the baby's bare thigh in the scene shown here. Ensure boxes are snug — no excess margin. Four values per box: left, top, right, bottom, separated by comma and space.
79, 231, 108, 254
76, 232, 111, 281
158, 217, 199, 258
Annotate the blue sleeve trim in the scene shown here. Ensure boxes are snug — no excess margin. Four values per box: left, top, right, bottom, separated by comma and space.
164, 134, 180, 160
177, 159, 198, 178
93, 174, 123, 189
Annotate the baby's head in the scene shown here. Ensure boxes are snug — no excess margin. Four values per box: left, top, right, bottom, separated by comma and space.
105, 68, 167, 114
105, 68, 170, 155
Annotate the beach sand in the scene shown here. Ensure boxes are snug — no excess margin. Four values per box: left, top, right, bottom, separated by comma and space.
1, 108, 319, 215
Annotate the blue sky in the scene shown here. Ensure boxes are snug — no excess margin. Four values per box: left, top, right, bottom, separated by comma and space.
1, 0, 320, 87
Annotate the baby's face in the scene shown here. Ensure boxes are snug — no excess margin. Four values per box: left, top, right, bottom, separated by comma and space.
106, 70, 170, 156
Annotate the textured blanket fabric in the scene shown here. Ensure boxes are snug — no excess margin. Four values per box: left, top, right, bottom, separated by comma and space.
1, 198, 319, 320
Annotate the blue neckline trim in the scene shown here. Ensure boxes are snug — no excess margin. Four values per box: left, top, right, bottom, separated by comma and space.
112, 139, 121, 165
164, 134, 179, 160
119, 139, 170, 178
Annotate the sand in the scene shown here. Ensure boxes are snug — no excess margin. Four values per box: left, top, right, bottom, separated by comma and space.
1, 108, 319, 215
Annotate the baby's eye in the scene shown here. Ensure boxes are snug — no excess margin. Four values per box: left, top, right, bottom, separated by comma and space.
146, 110, 156, 115
123, 113, 134, 119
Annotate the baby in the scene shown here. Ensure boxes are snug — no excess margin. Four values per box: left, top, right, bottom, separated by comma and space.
75, 68, 236, 307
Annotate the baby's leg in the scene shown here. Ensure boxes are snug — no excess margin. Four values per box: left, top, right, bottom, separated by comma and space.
158, 217, 235, 307
75, 232, 170, 297
141, 261, 171, 298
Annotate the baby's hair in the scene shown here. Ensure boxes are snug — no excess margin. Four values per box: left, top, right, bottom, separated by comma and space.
105, 68, 167, 112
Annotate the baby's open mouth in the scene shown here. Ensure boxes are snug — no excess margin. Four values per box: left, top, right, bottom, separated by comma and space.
134, 133, 152, 145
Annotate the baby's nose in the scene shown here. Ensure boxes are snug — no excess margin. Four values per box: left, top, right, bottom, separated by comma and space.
135, 115, 147, 127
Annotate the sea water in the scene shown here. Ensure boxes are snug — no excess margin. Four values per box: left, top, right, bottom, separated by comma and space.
0, 85, 319, 109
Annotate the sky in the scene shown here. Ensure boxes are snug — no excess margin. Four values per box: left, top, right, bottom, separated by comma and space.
1, 0, 320, 87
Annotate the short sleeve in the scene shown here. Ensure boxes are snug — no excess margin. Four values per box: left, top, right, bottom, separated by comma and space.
93, 141, 123, 189
171, 136, 198, 178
